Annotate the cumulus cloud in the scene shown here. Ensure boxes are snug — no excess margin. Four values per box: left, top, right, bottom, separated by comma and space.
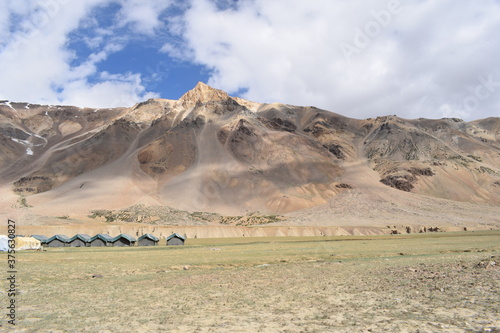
167, 0, 500, 120
1, 0, 499, 120
116, 0, 174, 35
0, 0, 171, 108
59, 72, 159, 108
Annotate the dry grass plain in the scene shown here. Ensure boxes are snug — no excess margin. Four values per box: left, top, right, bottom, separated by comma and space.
3, 232, 500, 333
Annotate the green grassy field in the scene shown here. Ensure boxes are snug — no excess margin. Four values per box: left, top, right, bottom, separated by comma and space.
3, 231, 500, 332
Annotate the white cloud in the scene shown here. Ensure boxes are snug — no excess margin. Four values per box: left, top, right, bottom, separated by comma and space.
0, 0, 172, 108
60, 72, 159, 108
116, 0, 174, 35
168, 0, 500, 120
1, 0, 499, 120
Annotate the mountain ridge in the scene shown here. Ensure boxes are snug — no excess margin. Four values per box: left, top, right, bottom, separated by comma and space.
0, 84, 499, 229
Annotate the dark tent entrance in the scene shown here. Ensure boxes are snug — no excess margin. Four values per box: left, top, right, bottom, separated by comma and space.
138, 233, 159, 246
69, 239, 88, 247
166, 233, 186, 246
67, 234, 91, 247
167, 237, 184, 246
113, 238, 133, 247
138, 238, 156, 246
46, 239, 66, 247
111, 234, 136, 247
90, 239, 108, 247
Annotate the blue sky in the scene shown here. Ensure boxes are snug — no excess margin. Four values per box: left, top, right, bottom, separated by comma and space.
0, 0, 499, 120
62, 2, 211, 99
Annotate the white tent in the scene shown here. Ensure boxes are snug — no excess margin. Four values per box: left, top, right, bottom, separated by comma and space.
15, 237, 41, 251
0, 235, 9, 252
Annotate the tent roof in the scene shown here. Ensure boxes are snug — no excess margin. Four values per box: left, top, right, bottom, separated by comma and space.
167, 233, 186, 241
47, 234, 70, 243
138, 233, 159, 242
112, 234, 136, 243
90, 234, 114, 242
31, 235, 49, 242
69, 234, 92, 242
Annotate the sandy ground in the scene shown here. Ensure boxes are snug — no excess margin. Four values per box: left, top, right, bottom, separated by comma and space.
2, 151, 499, 236
284, 158, 500, 230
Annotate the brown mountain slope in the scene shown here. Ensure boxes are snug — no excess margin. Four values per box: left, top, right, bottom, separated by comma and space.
0, 84, 499, 229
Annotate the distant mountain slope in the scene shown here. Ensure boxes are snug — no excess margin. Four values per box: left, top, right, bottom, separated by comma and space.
0, 83, 499, 228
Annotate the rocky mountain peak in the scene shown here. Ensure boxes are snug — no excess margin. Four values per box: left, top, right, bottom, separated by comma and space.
179, 82, 229, 105
0, 86, 499, 225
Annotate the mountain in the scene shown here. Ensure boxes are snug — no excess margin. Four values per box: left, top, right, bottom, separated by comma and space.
0, 83, 499, 230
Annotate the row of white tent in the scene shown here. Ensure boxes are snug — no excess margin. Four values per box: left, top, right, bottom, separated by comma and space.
0, 235, 42, 251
